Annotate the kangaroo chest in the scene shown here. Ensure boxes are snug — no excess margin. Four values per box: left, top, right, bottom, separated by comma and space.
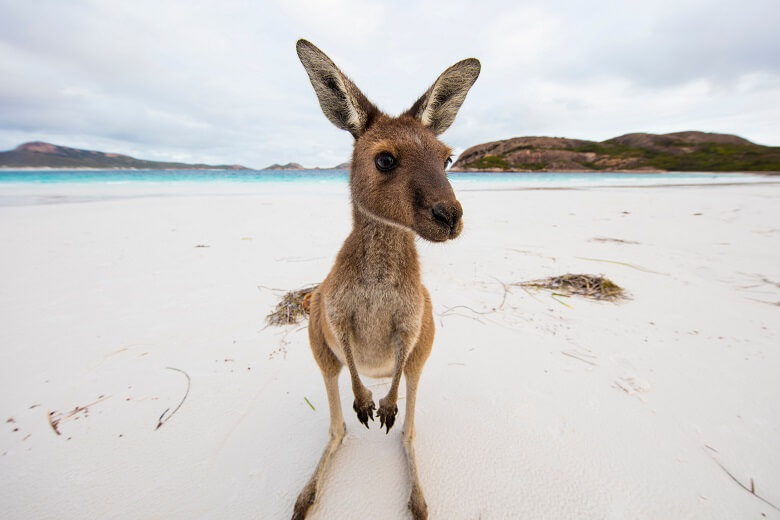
321, 219, 424, 377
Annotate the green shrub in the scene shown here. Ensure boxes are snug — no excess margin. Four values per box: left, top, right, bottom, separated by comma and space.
471, 155, 510, 170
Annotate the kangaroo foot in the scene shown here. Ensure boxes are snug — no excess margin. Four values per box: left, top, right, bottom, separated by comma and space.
377, 398, 398, 434
408, 487, 428, 520
291, 481, 316, 520
352, 389, 375, 428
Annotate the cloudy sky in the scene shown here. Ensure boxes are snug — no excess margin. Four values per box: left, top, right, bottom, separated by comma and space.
1, 0, 778, 168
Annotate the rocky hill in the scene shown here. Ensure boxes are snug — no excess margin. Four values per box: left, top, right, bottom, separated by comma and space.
451, 132, 780, 172
263, 162, 351, 170
263, 162, 305, 170
0, 142, 248, 170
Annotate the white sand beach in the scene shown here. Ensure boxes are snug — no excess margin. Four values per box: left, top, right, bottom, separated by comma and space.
1, 181, 779, 519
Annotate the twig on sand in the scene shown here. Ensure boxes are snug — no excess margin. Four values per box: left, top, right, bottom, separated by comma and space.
551, 293, 573, 308
710, 454, 780, 513
436, 304, 494, 328
576, 256, 667, 275
440, 305, 494, 316
589, 237, 640, 245
438, 313, 485, 328
745, 275, 780, 289
491, 276, 512, 310
47, 395, 111, 436
155, 367, 191, 431
747, 298, 780, 307
257, 284, 287, 292
517, 284, 547, 307
47, 411, 60, 436
561, 350, 598, 366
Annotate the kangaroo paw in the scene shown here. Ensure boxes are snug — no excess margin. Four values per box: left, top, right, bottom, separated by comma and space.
352, 393, 375, 428
377, 399, 398, 434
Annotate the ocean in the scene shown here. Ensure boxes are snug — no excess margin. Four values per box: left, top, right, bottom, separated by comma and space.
0, 169, 774, 206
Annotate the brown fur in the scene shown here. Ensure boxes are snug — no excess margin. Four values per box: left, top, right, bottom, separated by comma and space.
291, 39, 479, 520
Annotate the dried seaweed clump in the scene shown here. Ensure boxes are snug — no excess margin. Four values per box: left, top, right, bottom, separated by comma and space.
265, 284, 319, 326
520, 274, 626, 301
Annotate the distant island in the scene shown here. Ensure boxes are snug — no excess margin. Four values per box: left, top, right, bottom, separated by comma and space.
262, 161, 350, 170
0, 142, 249, 170
451, 131, 780, 172
264, 162, 305, 170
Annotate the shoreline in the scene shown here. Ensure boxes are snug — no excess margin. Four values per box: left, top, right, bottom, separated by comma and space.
458, 179, 780, 192
449, 168, 780, 175
2, 175, 779, 208
3, 166, 780, 175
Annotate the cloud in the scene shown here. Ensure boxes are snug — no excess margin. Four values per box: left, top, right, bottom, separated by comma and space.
0, 0, 778, 167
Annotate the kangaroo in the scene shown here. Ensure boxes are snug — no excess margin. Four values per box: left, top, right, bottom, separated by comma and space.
292, 39, 480, 520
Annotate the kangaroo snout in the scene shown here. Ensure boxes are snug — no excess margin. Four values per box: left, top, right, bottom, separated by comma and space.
431, 201, 463, 231
431, 200, 464, 239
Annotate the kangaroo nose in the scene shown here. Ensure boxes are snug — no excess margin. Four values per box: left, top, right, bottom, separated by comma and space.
431, 202, 462, 230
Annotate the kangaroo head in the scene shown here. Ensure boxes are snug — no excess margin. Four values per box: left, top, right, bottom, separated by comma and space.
296, 39, 480, 242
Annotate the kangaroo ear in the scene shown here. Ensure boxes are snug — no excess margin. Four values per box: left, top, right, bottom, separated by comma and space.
405, 58, 480, 135
296, 39, 378, 138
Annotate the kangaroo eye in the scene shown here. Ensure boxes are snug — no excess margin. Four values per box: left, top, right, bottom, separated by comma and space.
445, 157, 453, 169
375, 152, 397, 173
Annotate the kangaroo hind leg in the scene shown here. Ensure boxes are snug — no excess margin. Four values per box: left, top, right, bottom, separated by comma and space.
401, 296, 434, 520
292, 292, 346, 519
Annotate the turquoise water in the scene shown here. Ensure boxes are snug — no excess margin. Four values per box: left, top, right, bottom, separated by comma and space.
0, 169, 766, 185
0, 169, 349, 184
0, 169, 774, 206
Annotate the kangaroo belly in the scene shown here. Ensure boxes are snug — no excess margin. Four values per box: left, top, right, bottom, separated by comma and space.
353, 344, 396, 378
322, 314, 397, 378
321, 290, 419, 379
323, 338, 396, 378
352, 320, 399, 378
